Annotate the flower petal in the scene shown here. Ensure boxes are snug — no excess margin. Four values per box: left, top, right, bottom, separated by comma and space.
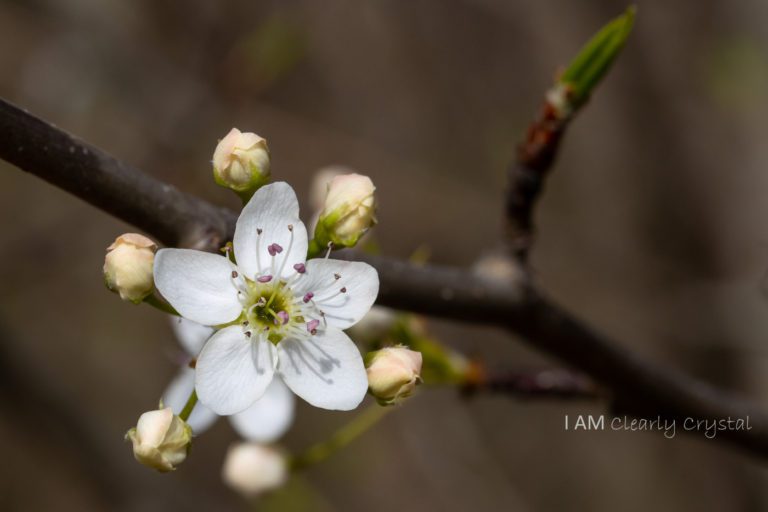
233, 182, 308, 280
163, 367, 218, 434
154, 249, 242, 326
229, 378, 295, 442
293, 259, 379, 329
170, 317, 214, 356
195, 326, 277, 415
277, 327, 367, 410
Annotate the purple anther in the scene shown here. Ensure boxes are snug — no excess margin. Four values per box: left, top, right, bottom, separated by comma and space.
257, 228, 263, 235
303, 292, 314, 303
231, 270, 238, 278
277, 311, 289, 325
293, 263, 306, 274
307, 319, 320, 334
340, 287, 347, 293
268, 243, 283, 256
257, 275, 273, 283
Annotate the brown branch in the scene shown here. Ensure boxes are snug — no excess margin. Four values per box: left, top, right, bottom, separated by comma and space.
505, 95, 569, 264
462, 366, 599, 400
3, 97, 768, 458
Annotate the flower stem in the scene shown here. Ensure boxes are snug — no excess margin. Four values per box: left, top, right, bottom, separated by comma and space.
289, 403, 390, 471
179, 390, 198, 422
143, 293, 179, 315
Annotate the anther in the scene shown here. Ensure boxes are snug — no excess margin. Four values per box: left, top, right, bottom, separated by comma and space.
293, 263, 306, 274
256, 297, 267, 306
242, 321, 249, 326
288, 224, 294, 232
244, 331, 252, 338
268, 243, 283, 256
231, 270, 238, 278
334, 273, 341, 280
276, 311, 289, 325
307, 319, 320, 335
257, 228, 263, 235
303, 292, 314, 303
340, 287, 347, 293
257, 275, 273, 283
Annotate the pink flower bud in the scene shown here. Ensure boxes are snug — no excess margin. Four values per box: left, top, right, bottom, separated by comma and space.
365, 346, 422, 405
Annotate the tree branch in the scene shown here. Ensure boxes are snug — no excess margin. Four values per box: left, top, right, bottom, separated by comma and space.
504, 97, 567, 264
3, 98, 768, 458
462, 367, 599, 400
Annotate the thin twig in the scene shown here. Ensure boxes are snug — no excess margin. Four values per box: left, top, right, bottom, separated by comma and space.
462, 366, 599, 400
3, 98, 768, 458
505, 96, 568, 265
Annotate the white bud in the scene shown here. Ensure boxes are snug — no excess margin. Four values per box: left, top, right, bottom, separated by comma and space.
126, 407, 192, 472
308, 166, 351, 212
212, 128, 270, 195
104, 233, 157, 303
366, 346, 422, 405
315, 173, 376, 248
222, 442, 288, 497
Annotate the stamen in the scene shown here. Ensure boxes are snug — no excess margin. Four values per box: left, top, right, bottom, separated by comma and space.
276, 225, 295, 277
293, 263, 306, 274
256, 228, 263, 271
268, 243, 283, 256
307, 319, 320, 335
229, 269, 248, 295
276, 311, 289, 325
303, 292, 314, 303
257, 275, 273, 283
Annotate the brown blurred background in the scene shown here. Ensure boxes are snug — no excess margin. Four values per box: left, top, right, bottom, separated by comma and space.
2, 0, 768, 510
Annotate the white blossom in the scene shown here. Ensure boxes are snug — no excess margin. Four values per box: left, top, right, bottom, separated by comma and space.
154, 182, 379, 415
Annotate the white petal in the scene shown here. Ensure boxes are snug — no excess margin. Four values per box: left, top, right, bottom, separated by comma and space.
293, 259, 379, 329
277, 327, 367, 411
195, 326, 277, 415
170, 317, 214, 356
233, 182, 308, 280
136, 408, 173, 446
162, 367, 218, 434
154, 249, 242, 326
229, 378, 295, 442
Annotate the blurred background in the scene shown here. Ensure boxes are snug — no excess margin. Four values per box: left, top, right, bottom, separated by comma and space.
2, 0, 768, 510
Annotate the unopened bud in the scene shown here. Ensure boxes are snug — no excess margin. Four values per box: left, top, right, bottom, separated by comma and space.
104, 233, 157, 303
314, 173, 376, 248
222, 442, 288, 497
126, 407, 192, 472
213, 128, 271, 197
366, 346, 422, 405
